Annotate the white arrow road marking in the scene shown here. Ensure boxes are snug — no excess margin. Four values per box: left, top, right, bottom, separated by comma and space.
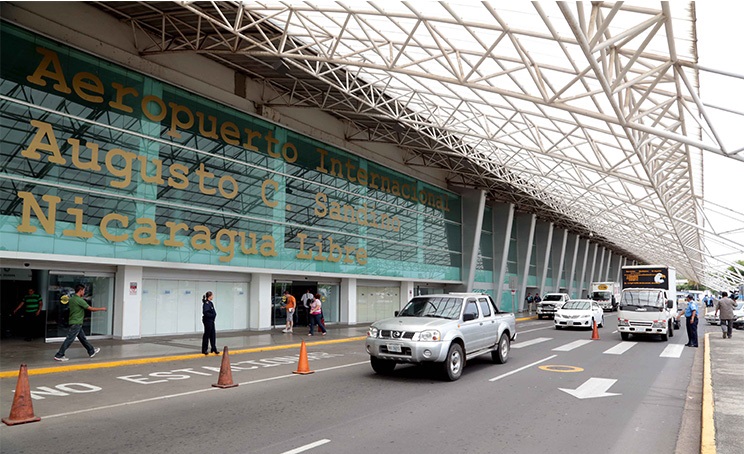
552, 339, 593, 351
281, 439, 331, 454
512, 337, 552, 348
559, 378, 621, 399
660, 344, 685, 358
603, 341, 636, 355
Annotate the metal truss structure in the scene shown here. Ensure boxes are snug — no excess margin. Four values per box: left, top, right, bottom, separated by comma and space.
91, 1, 744, 290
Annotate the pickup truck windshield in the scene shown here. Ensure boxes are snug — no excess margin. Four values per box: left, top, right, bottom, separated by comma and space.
621, 291, 663, 308
398, 297, 462, 320
542, 295, 563, 302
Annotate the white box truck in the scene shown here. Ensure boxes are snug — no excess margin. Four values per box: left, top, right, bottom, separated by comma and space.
589, 281, 621, 311
617, 265, 677, 341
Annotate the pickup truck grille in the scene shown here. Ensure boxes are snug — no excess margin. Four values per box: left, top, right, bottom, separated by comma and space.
629, 321, 652, 327
379, 330, 415, 340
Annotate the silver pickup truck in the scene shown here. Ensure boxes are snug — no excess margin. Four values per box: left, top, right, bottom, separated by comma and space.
365, 293, 517, 381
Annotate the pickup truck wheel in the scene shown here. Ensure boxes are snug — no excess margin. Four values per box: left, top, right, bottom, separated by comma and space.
668, 320, 674, 337
621, 332, 630, 341
370, 357, 396, 375
441, 343, 464, 381
492, 333, 510, 364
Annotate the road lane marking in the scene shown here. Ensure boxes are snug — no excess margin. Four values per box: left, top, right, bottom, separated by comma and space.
0, 336, 368, 379
517, 326, 556, 334
282, 439, 331, 454
552, 340, 592, 351
39, 361, 369, 419
603, 342, 636, 355
538, 365, 583, 373
489, 355, 557, 382
512, 337, 552, 349
659, 344, 685, 358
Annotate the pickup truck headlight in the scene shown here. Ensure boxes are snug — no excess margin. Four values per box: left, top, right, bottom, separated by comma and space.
652, 320, 666, 329
367, 327, 379, 338
618, 319, 629, 326
417, 330, 441, 341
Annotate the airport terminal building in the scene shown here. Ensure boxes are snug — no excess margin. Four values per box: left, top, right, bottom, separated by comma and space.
0, 3, 631, 342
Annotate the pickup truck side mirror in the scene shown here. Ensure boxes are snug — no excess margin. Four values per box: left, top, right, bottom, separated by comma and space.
666, 300, 674, 309
463, 312, 477, 322
394, 310, 399, 317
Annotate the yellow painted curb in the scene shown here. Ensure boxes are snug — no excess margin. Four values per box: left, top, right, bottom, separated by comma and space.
0, 336, 367, 379
701, 332, 716, 454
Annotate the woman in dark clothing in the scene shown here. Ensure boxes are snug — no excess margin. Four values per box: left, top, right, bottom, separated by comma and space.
202, 291, 219, 355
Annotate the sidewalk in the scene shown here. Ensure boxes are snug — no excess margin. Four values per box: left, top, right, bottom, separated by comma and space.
1, 318, 741, 453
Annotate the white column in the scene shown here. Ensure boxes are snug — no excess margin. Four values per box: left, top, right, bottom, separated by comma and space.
341, 278, 357, 324
249, 273, 272, 330
114, 265, 143, 340
400, 281, 415, 308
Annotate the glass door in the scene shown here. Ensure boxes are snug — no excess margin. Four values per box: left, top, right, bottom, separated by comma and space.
318, 283, 340, 323
271, 281, 292, 329
46, 272, 115, 341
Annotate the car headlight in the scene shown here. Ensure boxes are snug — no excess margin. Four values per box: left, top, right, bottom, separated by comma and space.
417, 330, 441, 341
367, 327, 379, 338
554, 313, 563, 319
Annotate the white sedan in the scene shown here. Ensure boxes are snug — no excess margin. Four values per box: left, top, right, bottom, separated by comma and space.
554, 299, 604, 329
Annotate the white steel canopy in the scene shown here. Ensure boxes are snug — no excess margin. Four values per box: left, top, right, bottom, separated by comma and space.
92, 1, 744, 290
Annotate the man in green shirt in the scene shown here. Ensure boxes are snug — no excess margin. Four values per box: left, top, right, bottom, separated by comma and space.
53, 284, 107, 362
13, 288, 43, 341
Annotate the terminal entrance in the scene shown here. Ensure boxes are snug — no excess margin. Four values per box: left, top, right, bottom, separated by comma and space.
271, 281, 339, 329
0, 268, 114, 343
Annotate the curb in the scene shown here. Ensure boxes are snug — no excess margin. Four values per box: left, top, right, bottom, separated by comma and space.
701, 332, 715, 453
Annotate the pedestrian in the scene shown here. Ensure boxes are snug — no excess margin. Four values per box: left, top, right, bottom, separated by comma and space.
13, 288, 43, 341
534, 293, 542, 304
201, 291, 219, 355
300, 288, 314, 326
53, 284, 106, 361
282, 290, 296, 333
308, 293, 327, 336
714, 291, 737, 339
525, 292, 533, 313
676, 294, 698, 347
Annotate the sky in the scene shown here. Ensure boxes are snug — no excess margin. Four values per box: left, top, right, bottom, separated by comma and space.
694, 2, 744, 266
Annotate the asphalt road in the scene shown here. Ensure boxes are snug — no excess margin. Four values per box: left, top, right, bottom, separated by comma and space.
1, 316, 699, 454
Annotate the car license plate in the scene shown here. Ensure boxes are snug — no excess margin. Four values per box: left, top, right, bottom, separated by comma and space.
386, 343, 402, 353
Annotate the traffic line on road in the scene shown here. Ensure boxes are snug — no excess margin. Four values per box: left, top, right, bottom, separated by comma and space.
0, 336, 368, 379
603, 342, 636, 355
37, 361, 369, 420
489, 355, 557, 382
659, 344, 685, 358
552, 340, 592, 351
281, 439, 331, 454
512, 337, 552, 349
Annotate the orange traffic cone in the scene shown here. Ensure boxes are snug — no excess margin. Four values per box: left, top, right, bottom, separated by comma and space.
293, 340, 314, 375
2, 364, 41, 426
591, 320, 600, 340
212, 346, 238, 389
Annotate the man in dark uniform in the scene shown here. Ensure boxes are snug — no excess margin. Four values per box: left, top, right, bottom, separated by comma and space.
13, 288, 43, 341
676, 294, 698, 347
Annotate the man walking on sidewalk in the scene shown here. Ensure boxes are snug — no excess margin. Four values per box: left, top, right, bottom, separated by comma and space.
714, 291, 737, 339
54, 284, 107, 361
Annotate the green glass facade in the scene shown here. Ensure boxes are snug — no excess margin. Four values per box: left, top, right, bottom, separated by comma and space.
0, 23, 462, 280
